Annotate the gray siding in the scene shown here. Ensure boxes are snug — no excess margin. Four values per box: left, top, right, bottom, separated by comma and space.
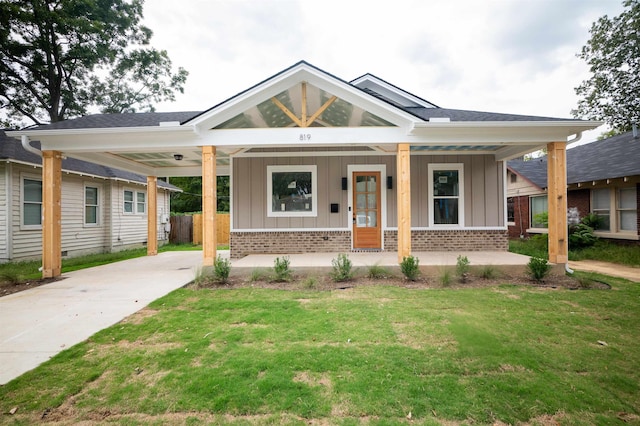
233, 155, 397, 230
233, 154, 504, 230
410, 154, 504, 227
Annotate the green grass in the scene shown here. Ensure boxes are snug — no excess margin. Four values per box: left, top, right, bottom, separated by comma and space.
0, 243, 206, 284
510, 236, 640, 267
4, 278, 638, 424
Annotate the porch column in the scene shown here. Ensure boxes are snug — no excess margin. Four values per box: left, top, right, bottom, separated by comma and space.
202, 146, 217, 266
42, 150, 62, 278
547, 141, 568, 264
397, 143, 411, 262
147, 176, 158, 256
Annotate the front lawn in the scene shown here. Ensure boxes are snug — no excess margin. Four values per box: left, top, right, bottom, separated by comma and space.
2, 277, 639, 424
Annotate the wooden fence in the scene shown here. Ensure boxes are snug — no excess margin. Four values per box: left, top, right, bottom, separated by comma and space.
169, 213, 230, 245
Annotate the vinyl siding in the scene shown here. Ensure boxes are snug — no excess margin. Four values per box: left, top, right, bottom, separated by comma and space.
0, 163, 9, 261
233, 154, 504, 230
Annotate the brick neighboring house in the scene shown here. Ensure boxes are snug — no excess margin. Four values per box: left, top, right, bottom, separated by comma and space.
507, 130, 640, 242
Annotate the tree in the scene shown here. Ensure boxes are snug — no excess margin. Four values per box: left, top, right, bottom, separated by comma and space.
169, 176, 230, 214
572, 0, 640, 132
0, 0, 188, 127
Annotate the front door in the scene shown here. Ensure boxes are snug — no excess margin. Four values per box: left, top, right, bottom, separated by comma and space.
353, 171, 381, 249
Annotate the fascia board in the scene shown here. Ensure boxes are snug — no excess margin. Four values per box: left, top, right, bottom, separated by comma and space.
494, 144, 546, 161
187, 64, 417, 131
9, 125, 195, 138
350, 74, 438, 108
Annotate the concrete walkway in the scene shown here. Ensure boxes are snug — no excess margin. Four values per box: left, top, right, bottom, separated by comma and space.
568, 260, 640, 282
0, 251, 202, 385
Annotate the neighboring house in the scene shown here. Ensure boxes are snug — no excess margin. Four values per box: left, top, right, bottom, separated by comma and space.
7, 61, 600, 277
0, 130, 180, 262
507, 131, 640, 242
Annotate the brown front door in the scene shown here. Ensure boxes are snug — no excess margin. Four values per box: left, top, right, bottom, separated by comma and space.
353, 172, 381, 249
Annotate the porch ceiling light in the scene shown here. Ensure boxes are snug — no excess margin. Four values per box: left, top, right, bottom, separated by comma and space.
173, 154, 184, 161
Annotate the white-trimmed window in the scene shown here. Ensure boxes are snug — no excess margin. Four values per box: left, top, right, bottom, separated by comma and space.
22, 175, 42, 228
85, 186, 99, 225
136, 191, 146, 214
530, 195, 548, 229
618, 187, 637, 232
591, 188, 611, 231
428, 163, 464, 226
267, 165, 317, 217
123, 189, 146, 214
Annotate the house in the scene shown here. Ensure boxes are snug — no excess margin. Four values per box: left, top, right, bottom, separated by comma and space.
0, 130, 180, 262
507, 130, 639, 241
6, 61, 600, 278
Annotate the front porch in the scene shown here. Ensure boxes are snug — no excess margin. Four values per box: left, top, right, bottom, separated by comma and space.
223, 250, 542, 277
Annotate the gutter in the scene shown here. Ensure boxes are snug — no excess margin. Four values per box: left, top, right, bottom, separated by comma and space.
21, 135, 42, 157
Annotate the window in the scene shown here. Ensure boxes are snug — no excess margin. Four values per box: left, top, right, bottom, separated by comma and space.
428, 164, 464, 226
267, 165, 317, 217
136, 192, 146, 214
617, 187, 637, 232
124, 190, 134, 213
592, 188, 610, 231
22, 177, 42, 227
507, 197, 515, 223
123, 189, 146, 214
530, 195, 548, 228
85, 186, 99, 225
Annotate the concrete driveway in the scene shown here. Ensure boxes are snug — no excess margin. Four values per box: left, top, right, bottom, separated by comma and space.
0, 250, 202, 385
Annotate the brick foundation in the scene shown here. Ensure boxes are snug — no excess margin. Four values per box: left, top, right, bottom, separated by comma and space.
385, 229, 508, 251
231, 229, 509, 258
230, 231, 351, 258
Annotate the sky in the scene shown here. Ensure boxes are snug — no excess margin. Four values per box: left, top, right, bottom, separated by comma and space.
141, 0, 626, 145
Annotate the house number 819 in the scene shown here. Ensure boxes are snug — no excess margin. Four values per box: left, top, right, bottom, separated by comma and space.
299, 133, 311, 141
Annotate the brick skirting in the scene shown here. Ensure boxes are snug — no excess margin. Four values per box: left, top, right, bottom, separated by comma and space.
231, 229, 509, 258
385, 229, 508, 251
230, 231, 351, 258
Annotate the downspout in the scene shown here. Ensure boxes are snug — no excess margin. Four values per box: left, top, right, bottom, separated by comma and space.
564, 132, 582, 275
21, 135, 42, 157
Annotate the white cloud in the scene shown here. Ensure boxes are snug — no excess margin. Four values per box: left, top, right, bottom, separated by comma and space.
142, 0, 626, 142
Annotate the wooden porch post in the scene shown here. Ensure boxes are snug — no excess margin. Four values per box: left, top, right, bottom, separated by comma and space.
42, 150, 62, 278
147, 176, 158, 256
397, 143, 411, 263
547, 142, 568, 264
202, 146, 217, 266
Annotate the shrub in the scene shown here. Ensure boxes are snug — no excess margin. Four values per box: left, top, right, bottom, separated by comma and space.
272, 256, 292, 282
213, 255, 231, 284
302, 276, 318, 289
526, 257, 551, 282
330, 253, 353, 282
0, 270, 21, 285
569, 223, 598, 250
400, 255, 420, 281
581, 213, 605, 230
248, 268, 268, 282
367, 263, 391, 279
439, 268, 452, 286
456, 255, 470, 282
479, 265, 498, 280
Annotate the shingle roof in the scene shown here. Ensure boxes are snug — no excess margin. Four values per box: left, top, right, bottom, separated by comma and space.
405, 107, 574, 122
30, 111, 201, 130
0, 130, 180, 190
508, 131, 640, 188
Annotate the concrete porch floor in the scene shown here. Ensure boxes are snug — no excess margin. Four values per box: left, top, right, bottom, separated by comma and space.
220, 251, 536, 276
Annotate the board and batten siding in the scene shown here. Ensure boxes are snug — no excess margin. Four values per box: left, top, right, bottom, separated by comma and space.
410, 154, 505, 228
0, 163, 9, 261
232, 154, 504, 230
232, 155, 397, 230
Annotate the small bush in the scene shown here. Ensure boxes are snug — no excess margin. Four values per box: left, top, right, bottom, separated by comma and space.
439, 268, 452, 286
330, 253, 353, 282
581, 213, 605, 230
400, 255, 420, 281
456, 255, 470, 283
479, 265, 498, 280
569, 223, 598, 250
248, 268, 268, 282
0, 270, 22, 285
526, 257, 551, 282
367, 263, 391, 279
213, 255, 231, 284
272, 256, 292, 282
301, 276, 319, 289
